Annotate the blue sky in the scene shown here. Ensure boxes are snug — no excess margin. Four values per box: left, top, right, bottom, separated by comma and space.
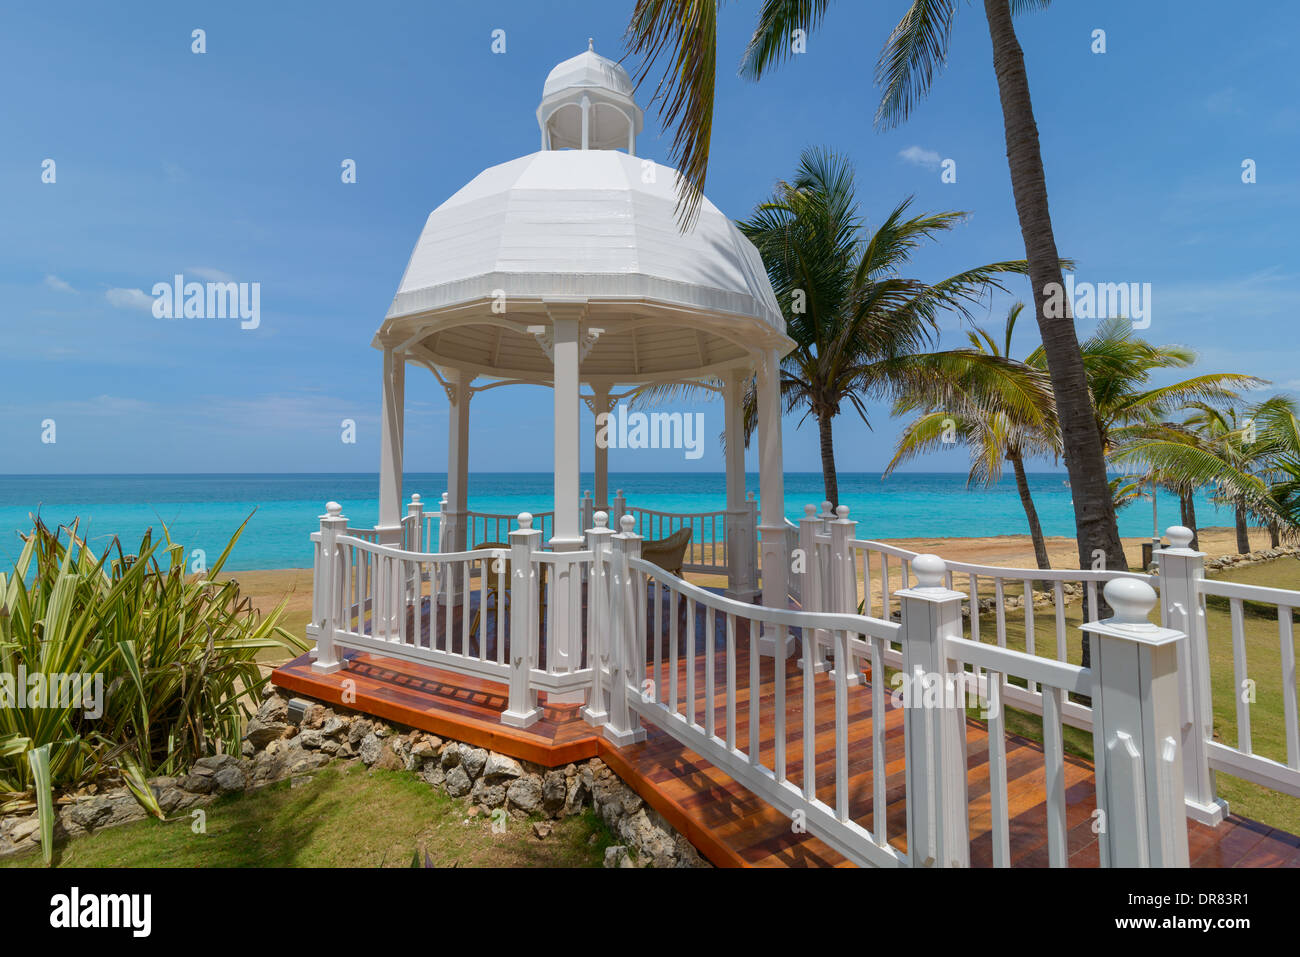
2, 0, 1296, 476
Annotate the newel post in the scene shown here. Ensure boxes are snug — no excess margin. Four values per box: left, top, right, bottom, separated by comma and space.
604, 514, 646, 745
580, 491, 595, 534
502, 513, 542, 729
1156, 525, 1228, 826
898, 555, 969, 867
407, 493, 423, 552
436, 491, 450, 552
611, 489, 627, 527
582, 512, 615, 726
311, 502, 347, 675
1083, 577, 1191, 867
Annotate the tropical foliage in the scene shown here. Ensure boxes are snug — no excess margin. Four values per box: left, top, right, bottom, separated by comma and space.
0, 517, 306, 863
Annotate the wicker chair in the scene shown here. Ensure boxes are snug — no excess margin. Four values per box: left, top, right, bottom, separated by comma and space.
465, 542, 547, 639
640, 527, 692, 578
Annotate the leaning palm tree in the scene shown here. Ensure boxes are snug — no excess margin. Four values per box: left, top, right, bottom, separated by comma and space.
626, 0, 1126, 576
888, 303, 1058, 570
1111, 398, 1297, 555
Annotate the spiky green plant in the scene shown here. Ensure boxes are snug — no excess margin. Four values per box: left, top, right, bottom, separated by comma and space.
0, 515, 306, 863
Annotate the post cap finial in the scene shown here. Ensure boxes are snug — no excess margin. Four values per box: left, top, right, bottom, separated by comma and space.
410, 492, 421, 503
518, 512, 533, 530
1165, 525, 1194, 548
820, 500, 833, 514
594, 510, 608, 528
912, 554, 947, 588
804, 503, 816, 516
747, 491, 755, 500
1104, 577, 1158, 626
325, 501, 342, 516
836, 504, 850, 520
440, 491, 449, 503
620, 514, 636, 533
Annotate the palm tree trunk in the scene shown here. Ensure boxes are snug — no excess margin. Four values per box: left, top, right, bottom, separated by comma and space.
1235, 507, 1251, 554
982, 0, 1127, 591
817, 410, 839, 509
1179, 490, 1199, 551
1009, 450, 1050, 570
1270, 520, 1280, 548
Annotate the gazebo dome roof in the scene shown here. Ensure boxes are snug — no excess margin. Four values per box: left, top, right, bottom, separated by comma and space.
375, 46, 790, 387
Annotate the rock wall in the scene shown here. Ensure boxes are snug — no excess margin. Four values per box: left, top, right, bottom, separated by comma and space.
0, 687, 709, 868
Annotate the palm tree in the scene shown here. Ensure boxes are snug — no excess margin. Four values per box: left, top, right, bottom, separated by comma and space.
887, 303, 1058, 569
626, 0, 1126, 576
1111, 398, 1297, 555
633, 148, 1040, 510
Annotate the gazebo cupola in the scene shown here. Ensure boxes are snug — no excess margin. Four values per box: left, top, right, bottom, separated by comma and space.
536, 39, 644, 153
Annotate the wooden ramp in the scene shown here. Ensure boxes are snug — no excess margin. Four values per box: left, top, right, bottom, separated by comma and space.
272, 645, 1300, 868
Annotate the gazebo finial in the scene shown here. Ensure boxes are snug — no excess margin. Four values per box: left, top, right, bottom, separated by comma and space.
588, 37, 594, 51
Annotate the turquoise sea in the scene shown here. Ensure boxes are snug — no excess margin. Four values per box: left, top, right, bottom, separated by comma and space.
0, 472, 1235, 572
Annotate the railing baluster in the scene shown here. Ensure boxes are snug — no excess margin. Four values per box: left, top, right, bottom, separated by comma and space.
1281, 607, 1299, 770
1054, 582, 1066, 662
496, 552, 506, 665
749, 614, 760, 766
669, 586, 679, 715
1042, 685, 1067, 867
1230, 597, 1252, 754
478, 555, 488, 661
705, 609, 717, 737
1024, 581, 1037, 694
995, 578, 1007, 648
834, 629, 849, 823
653, 575, 663, 704
686, 597, 696, 727
986, 675, 1010, 867
871, 635, 887, 847
774, 623, 787, 783
725, 613, 736, 751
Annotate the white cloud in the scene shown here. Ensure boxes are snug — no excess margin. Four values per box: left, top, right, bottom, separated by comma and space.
899, 145, 942, 171
105, 287, 154, 310
44, 274, 75, 293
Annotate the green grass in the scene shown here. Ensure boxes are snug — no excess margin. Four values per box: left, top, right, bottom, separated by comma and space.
948, 558, 1300, 835
3, 762, 618, 868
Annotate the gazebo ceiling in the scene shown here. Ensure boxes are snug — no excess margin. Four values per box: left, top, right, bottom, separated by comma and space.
375, 149, 791, 388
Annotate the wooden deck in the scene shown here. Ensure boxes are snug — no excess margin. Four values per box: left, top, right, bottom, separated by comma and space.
272, 635, 1300, 868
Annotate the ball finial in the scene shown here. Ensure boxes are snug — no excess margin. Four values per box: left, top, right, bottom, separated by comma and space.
594, 510, 609, 529
620, 514, 637, 534
804, 504, 816, 516
1166, 525, 1194, 548
325, 501, 342, 517
410, 492, 421, 504
912, 554, 946, 588
518, 512, 533, 530
1104, 577, 1158, 626
836, 504, 850, 520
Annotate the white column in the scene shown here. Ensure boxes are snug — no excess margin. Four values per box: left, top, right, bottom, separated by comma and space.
756, 351, 792, 655
1157, 525, 1228, 825
898, 556, 970, 867
723, 368, 757, 600
378, 342, 406, 538
580, 93, 590, 151
589, 386, 614, 510
550, 313, 583, 549
444, 369, 471, 552
1084, 577, 1191, 867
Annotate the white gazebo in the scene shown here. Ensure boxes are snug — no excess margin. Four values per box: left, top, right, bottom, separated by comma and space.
370, 41, 794, 612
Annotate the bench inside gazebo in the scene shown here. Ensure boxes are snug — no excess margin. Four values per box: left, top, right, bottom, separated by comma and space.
276, 44, 1300, 869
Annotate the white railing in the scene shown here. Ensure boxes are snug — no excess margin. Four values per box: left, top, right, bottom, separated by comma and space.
310, 497, 1272, 867
1194, 575, 1300, 798
621, 504, 729, 574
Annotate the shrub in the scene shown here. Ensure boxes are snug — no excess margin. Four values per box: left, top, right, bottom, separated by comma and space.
0, 515, 306, 862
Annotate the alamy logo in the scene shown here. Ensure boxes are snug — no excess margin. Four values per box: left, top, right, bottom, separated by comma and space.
0, 667, 103, 719
595, 403, 705, 460
49, 887, 151, 937
1042, 275, 1152, 329
151, 273, 261, 329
